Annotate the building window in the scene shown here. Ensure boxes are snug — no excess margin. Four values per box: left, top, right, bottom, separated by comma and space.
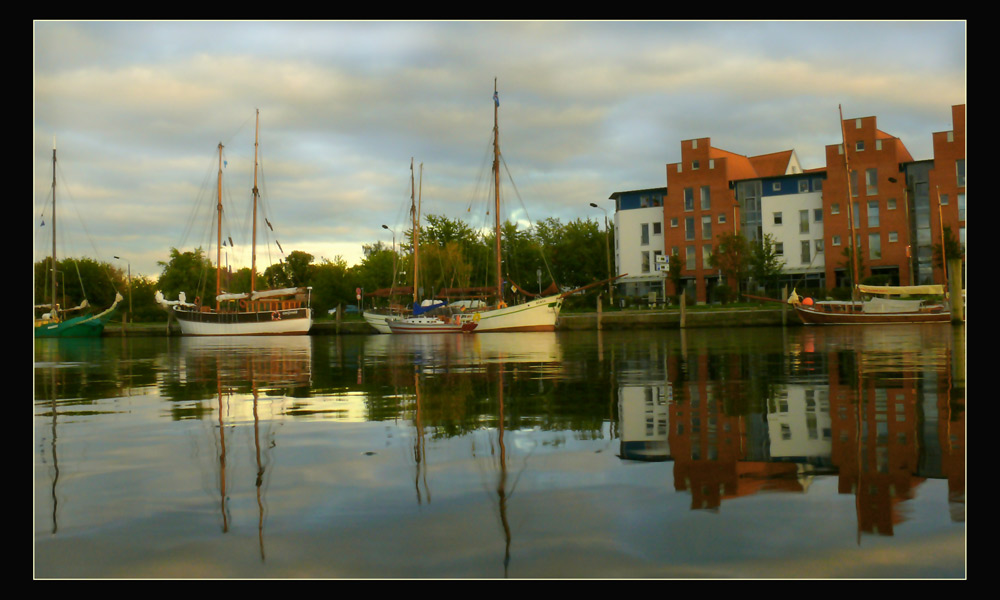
653, 250, 662, 271
799, 180, 809, 193
856, 140, 865, 152
958, 193, 965, 221
869, 233, 881, 260
709, 159, 715, 169
814, 208, 823, 222
772, 182, 782, 192
889, 231, 898, 243
814, 178, 823, 191
701, 186, 711, 210
718, 213, 726, 224
801, 240, 811, 265
855, 118, 862, 129
671, 218, 678, 228
693, 160, 700, 170
642, 251, 650, 273
774, 242, 784, 256
685, 217, 695, 241
702, 244, 713, 270
833, 235, 841, 246
887, 198, 896, 210
940, 193, 949, 205
831, 203, 840, 215
815, 239, 824, 253
686, 246, 696, 270
774, 212, 783, 225
702, 215, 712, 240
866, 168, 878, 195
876, 139, 882, 151
653, 222, 662, 235
641, 223, 649, 246
868, 200, 879, 228
684, 188, 694, 211
800, 210, 810, 234
850, 170, 859, 197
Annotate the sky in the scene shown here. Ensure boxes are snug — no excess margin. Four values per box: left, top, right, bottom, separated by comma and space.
33, 20, 966, 280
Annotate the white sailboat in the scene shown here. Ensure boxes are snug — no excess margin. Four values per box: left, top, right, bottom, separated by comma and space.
156, 110, 313, 335
464, 80, 563, 332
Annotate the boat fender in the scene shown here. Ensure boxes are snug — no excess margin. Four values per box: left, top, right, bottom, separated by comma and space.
473, 312, 481, 323
272, 311, 281, 321
803, 297, 814, 306
454, 315, 461, 325
498, 301, 507, 309
240, 299, 248, 312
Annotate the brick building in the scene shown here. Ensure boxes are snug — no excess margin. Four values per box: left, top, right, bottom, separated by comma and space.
609, 104, 966, 302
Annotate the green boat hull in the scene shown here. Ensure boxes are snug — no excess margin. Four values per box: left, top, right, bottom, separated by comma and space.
34, 301, 120, 338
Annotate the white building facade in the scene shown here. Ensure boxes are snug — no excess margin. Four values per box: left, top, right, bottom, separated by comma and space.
608, 187, 669, 303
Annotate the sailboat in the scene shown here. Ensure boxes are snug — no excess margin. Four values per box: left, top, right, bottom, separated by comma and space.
364, 159, 422, 334
156, 110, 313, 335
458, 80, 563, 332
34, 139, 123, 338
787, 106, 951, 326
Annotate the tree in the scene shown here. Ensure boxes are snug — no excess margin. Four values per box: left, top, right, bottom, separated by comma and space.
748, 233, 784, 294
156, 247, 214, 301
667, 253, 683, 297
708, 232, 751, 295
933, 225, 964, 269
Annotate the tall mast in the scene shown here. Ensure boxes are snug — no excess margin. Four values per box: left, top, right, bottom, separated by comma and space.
51, 138, 58, 315
216, 142, 224, 311
251, 109, 260, 295
839, 105, 861, 302
411, 158, 419, 306
493, 78, 502, 300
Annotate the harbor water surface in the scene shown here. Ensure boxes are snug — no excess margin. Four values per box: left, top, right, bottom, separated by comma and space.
34, 325, 965, 578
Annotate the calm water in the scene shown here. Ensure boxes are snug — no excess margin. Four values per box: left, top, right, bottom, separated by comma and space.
33, 325, 965, 579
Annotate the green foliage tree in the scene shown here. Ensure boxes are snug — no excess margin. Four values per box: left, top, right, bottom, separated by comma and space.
667, 253, 683, 297
156, 247, 214, 301
708, 232, 751, 296
34, 257, 124, 313
933, 225, 964, 269
748, 233, 784, 294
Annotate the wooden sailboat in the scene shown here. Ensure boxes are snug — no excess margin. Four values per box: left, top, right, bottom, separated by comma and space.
34, 139, 122, 338
787, 106, 951, 326
156, 110, 313, 335
462, 80, 563, 332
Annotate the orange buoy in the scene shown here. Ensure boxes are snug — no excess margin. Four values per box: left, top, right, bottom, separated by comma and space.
803, 297, 814, 306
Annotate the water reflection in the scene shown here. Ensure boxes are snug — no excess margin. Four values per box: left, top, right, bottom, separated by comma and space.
615, 325, 965, 538
34, 325, 964, 578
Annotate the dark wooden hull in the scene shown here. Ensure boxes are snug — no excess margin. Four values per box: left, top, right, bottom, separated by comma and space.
792, 304, 952, 325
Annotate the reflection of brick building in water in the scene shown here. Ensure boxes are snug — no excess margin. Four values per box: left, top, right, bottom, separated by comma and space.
826, 343, 963, 536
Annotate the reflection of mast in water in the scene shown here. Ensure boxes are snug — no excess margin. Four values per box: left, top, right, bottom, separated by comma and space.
252, 379, 266, 562
217, 377, 230, 534
473, 362, 520, 578
413, 370, 430, 505
46, 367, 60, 534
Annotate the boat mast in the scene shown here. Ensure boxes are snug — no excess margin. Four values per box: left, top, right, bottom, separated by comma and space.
493, 78, 502, 301
411, 158, 419, 306
251, 109, 260, 297
216, 142, 224, 312
51, 138, 58, 317
839, 105, 861, 302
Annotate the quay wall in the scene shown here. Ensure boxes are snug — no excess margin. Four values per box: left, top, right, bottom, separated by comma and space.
100, 308, 792, 337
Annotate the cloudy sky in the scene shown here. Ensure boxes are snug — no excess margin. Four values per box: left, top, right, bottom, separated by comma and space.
33, 20, 966, 279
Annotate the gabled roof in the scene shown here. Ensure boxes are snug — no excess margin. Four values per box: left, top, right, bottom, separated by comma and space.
749, 150, 796, 178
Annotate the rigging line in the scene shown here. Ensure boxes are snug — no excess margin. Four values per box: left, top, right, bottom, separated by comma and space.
53, 162, 119, 293
498, 152, 557, 286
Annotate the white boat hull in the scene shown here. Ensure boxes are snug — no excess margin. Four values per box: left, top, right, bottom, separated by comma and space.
363, 311, 399, 334
173, 307, 313, 336
472, 295, 562, 332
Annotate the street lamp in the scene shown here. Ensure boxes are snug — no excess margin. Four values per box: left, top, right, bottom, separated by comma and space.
113, 255, 132, 323
589, 202, 613, 306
